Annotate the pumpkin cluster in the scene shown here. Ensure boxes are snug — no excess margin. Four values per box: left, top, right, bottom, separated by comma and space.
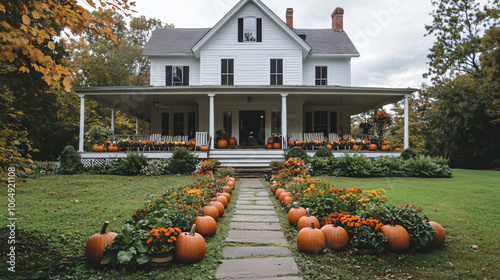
85, 174, 237, 266
268, 157, 446, 255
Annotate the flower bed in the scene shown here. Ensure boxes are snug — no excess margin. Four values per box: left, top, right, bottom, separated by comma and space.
266, 158, 445, 254
92, 139, 195, 152
98, 171, 235, 266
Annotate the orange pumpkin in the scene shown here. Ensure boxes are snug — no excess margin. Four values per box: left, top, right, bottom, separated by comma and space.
200, 145, 208, 151
297, 208, 320, 231
352, 145, 360, 151
266, 143, 273, 149
282, 196, 293, 206
267, 138, 274, 144
320, 219, 349, 251
297, 222, 326, 255
326, 144, 333, 150
381, 145, 391, 151
174, 224, 206, 264
228, 137, 237, 145
368, 144, 378, 151
270, 184, 277, 193
194, 216, 217, 236
275, 188, 285, 199
273, 142, 281, 149
381, 219, 410, 251
395, 147, 401, 151
425, 217, 445, 247
227, 180, 235, 188
92, 145, 105, 152
85, 221, 117, 265
217, 139, 228, 148
279, 191, 291, 203
214, 195, 228, 208
288, 202, 307, 225
222, 186, 232, 195
202, 203, 219, 221
210, 201, 225, 217
219, 192, 231, 202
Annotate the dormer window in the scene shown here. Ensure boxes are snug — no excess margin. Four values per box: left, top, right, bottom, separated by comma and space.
166, 66, 190, 86
238, 17, 262, 42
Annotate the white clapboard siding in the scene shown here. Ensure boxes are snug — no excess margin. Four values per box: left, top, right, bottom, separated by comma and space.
200, 3, 303, 86
302, 57, 351, 86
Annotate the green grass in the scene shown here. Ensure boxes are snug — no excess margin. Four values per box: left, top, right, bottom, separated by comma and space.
0, 174, 240, 279
265, 169, 500, 280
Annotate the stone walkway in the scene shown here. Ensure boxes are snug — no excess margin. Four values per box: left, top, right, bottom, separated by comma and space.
215, 178, 303, 280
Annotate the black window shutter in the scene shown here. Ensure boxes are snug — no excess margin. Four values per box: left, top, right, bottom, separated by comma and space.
238, 18, 243, 42
183, 66, 190, 86
257, 18, 262, 42
166, 66, 172, 86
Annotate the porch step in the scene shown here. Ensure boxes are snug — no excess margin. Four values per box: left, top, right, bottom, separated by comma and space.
233, 168, 271, 178
209, 149, 285, 169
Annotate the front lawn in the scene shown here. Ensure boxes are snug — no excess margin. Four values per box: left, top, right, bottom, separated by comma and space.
271, 169, 499, 279
0, 174, 239, 279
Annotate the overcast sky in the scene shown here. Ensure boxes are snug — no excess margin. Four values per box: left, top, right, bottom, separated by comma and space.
129, 0, 438, 89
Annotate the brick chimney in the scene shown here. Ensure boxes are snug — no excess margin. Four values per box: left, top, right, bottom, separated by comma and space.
331, 7, 344, 30
286, 8, 293, 29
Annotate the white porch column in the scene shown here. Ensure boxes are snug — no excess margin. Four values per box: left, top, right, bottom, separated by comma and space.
78, 94, 85, 152
281, 93, 288, 149
208, 93, 215, 149
135, 118, 139, 135
111, 108, 115, 134
404, 95, 409, 150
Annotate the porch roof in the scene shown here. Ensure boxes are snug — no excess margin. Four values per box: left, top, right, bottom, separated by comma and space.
75, 85, 416, 121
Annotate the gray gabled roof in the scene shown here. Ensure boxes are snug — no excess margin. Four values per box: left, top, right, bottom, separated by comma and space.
142, 28, 359, 58
142, 28, 210, 56
294, 29, 359, 57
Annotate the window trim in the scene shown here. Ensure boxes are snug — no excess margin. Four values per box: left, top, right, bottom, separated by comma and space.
315, 66, 328, 86
270, 59, 283, 86
166, 65, 190, 86
221, 59, 234, 86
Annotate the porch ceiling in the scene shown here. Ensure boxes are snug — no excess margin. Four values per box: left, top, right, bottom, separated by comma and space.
75, 85, 415, 121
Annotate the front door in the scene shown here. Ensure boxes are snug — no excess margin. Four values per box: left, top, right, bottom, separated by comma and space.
239, 110, 265, 147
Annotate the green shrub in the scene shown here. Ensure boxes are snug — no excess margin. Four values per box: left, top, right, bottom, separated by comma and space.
56, 146, 84, 174
86, 162, 113, 175
168, 148, 198, 175
309, 157, 333, 176
314, 147, 332, 158
286, 146, 309, 161
110, 152, 148, 176
140, 159, 170, 176
401, 147, 417, 160
215, 167, 235, 178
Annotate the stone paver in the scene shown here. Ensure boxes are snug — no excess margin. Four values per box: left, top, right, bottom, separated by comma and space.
216, 257, 299, 279
231, 215, 279, 222
225, 230, 287, 245
215, 178, 302, 280
235, 205, 274, 210
234, 209, 276, 215
230, 222, 282, 230
222, 246, 292, 258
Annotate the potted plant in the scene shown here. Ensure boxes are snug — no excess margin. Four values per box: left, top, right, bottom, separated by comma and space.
146, 226, 182, 269
200, 159, 221, 173
374, 110, 392, 137
359, 121, 373, 134
215, 130, 230, 148
269, 161, 285, 174
272, 132, 282, 149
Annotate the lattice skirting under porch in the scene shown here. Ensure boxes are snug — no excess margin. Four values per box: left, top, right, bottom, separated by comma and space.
81, 158, 120, 167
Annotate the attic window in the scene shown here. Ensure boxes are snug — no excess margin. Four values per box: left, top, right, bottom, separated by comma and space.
238, 17, 262, 42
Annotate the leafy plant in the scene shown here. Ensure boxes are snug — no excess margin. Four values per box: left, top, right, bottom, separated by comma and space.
313, 147, 332, 158
168, 148, 198, 175
110, 152, 148, 176
146, 227, 181, 254
55, 146, 84, 175
102, 224, 150, 265
140, 159, 170, 176
269, 160, 285, 169
393, 206, 435, 251
286, 146, 310, 161
401, 147, 417, 160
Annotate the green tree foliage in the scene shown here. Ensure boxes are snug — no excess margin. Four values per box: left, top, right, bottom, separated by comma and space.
424, 0, 500, 168
68, 12, 169, 135
389, 87, 433, 153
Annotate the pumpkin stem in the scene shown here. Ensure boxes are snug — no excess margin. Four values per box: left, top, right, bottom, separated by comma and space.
305, 208, 310, 217
293, 202, 298, 209
100, 221, 110, 234
390, 217, 396, 227
310, 222, 315, 229
333, 219, 338, 227
190, 224, 196, 236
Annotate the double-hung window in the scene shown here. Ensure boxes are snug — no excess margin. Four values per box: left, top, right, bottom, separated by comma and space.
166, 66, 189, 86
315, 66, 327, 85
221, 59, 234, 85
270, 59, 283, 85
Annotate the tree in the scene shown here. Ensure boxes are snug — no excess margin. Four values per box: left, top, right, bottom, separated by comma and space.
0, 0, 135, 91
68, 11, 168, 135
389, 86, 433, 153
480, 26, 500, 124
